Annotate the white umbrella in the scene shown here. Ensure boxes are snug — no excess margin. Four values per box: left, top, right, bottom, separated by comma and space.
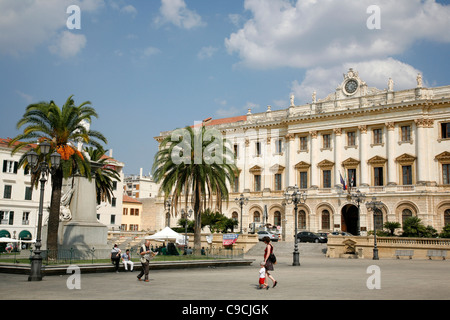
0, 237, 20, 243
146, 227, 184, 243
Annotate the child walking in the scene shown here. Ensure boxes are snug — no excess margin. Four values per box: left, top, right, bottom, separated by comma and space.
259, 261, 269, 290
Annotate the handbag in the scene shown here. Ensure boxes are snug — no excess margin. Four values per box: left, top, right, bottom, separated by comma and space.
268, 253, 277, 264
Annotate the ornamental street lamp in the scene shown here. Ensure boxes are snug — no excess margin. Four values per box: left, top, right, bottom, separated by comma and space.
234, 193, 248, 234
350, 189, 366, 236
181, 208, 193, 254
284, 185, 307, 266
365, 197, 382, 260
26, 141, 61, 281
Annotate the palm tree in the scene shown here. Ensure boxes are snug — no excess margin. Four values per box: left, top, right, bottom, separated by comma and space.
9, 95, 107, 254
152, 125, 237, 250
84, 146, 121, 205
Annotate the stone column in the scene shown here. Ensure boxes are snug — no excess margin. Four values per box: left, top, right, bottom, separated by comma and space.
310, 131, 319, 189
386, 122, 397, 185
359, 125, 369, 186
334, 128, 342, 187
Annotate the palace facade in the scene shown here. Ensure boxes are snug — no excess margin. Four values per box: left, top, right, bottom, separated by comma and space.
154, 69, 450, 239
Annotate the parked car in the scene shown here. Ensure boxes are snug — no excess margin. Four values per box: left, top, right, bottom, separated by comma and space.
257, 230, 279, 242
296, 231, 327, 243
330, 231, 353, 236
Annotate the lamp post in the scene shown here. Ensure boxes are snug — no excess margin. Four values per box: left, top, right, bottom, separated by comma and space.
284, 185, 307, 266
234, 193, 248, 234
164, 196, 171, 227
181, 208, 193, 254
365, 197, 382, 260
350, 189, 366, 236
26, 141, 61, 281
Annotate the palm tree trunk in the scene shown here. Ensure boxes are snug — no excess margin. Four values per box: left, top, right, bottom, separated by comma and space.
47, 169, 63, 259
193, 181, 202, 251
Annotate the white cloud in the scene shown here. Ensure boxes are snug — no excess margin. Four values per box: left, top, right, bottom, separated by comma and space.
0, 0, 103, 57
155, 0, 205, 29
197, 46, 218, 60
225, 0, 450, 70
49, 31, 87, 59
291, 58, 422, 104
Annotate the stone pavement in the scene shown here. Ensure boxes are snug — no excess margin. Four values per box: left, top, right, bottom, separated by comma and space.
1, 246, 449, 301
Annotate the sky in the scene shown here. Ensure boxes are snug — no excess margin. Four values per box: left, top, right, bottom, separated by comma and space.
1, 0, 450, 175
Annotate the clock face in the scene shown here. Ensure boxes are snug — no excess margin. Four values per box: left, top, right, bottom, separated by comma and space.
344, 79, 358, 95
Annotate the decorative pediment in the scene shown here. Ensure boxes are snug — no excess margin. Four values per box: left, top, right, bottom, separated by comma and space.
269, 164, 285, 173
342, 157, 360, 168
294, 161, 311, 170
435, 151, 450, 163
249, 165, 263, 174
395, 153, 416, 165
317, 159, 334, 168
367, 156, 387, 165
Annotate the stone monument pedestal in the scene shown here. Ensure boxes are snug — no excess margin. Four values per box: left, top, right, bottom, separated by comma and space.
58, 172, 109, 252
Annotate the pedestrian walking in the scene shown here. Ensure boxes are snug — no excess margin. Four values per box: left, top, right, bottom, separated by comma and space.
110, 244, 121, 273
121, 249, 134, 271
137, 239, 157, 282
258, 261, 269, 290
263, 236, 277, 288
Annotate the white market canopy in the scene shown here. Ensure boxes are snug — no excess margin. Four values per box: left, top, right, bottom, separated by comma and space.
0, 237, 20, 243
145, 227, 185, 244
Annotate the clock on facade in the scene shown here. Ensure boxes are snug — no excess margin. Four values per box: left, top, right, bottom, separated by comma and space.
344, 79, 358, 95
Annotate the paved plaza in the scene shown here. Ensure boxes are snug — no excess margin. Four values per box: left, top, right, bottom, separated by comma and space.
1, 249, 449, 301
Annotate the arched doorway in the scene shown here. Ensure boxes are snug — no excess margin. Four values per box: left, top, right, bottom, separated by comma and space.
341, 204, 359, 235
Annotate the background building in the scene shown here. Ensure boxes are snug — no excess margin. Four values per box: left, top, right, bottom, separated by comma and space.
121, 195, 142, 231
154, 69, 450, 238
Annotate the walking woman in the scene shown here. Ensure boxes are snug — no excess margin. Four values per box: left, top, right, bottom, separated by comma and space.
262, 236, 278, 288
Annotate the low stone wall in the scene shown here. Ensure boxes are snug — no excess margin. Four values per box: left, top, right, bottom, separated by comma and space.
326, 235, 450, 259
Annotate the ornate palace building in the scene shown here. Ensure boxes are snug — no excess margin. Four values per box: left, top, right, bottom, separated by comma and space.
154, 69, 450, 239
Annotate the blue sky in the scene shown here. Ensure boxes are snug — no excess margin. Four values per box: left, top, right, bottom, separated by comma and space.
1, 0, 450, 175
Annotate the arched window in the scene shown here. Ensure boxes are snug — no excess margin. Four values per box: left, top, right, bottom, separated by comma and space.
253, 211, 260, 222
274, 211, 281, 226
445, 209, 450, 226
298, 210, 306, 229
402, 209, 413, 225
321, 210, 330, 230
232, 212, 239, 221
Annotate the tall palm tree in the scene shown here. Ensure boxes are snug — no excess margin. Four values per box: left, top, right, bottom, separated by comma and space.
152, 125, 237, 250
9, 95, 107, 254
84, 146, 121, 205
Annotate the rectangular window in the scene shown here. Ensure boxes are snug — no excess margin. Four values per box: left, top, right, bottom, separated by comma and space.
25, 186, 32, 200
254, 175, 261, 192
444, 164, 450, 185
402, 165, 412, 185
111, 198, 116, 207
123, 208, 128, 215
442, 123, 450, 139
255, 141, 261, 156
2, 160, 18, 174
300, 136, 308, 151
348, 169, 356, 187
323, 170, 331, 188
323, 134, 331, 149
233, 144, 239, 159
275, 139, 283, 153
401, 125, 411, 142
274, 173, 282, 191
233, 176, 239, 193
22, 212, 30, 225
374, 167, 384, 186
373, 129, 383, 144
347, 131, 356, 146
299, 171, 308, 189
3, 185, 12, 199
112, 181, 117, 191
110, 215, 116, 225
